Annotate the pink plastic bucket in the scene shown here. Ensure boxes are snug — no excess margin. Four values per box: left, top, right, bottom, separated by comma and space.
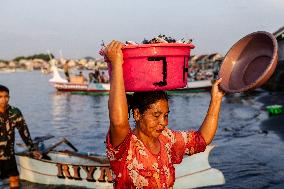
109, 43, 195, 92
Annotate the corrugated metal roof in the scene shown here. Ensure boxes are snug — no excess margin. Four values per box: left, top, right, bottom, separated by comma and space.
273, 26, 284, 39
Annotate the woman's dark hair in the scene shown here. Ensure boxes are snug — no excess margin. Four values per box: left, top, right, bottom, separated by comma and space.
126, 91, 168, 115
0, 85, 9, 94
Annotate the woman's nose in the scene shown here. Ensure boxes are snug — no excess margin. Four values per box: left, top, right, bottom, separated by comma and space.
159, 117, 168, 127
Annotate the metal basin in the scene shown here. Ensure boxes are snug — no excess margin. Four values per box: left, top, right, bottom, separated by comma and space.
219, 31, 278, 93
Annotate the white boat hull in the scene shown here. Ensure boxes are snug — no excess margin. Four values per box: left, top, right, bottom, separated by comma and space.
187, 80, 212, 90
52, 82, 110, 93
170, 80, 212, 93
174, 145, 225, 188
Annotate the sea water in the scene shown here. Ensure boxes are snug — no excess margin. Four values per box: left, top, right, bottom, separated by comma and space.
1, 71, 284, 189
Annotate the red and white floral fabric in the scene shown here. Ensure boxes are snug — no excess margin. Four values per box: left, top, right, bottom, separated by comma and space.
106, 128, 206, 189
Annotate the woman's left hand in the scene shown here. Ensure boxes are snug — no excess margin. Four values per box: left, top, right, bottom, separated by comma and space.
211, 78, 225, 101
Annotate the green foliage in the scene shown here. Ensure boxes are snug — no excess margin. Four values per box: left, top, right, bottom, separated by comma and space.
13, 53, 54, 62
0, 59, 8, 63
13, 56, 25, 62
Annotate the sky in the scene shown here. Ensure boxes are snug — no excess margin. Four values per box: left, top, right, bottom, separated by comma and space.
0, 0, 284, 60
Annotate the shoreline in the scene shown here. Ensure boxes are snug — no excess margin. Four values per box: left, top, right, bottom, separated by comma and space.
0, 68, 32, 73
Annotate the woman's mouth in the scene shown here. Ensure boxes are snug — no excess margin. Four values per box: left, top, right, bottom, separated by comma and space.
156, 129, 164, 133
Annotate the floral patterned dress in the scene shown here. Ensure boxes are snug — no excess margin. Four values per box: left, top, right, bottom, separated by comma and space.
106, 128, 206, 189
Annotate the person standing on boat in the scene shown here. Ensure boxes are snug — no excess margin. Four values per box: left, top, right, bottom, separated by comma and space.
63, 61, 70, 82
99, 71, 109, 83
0, 85, 41, 189
105, 40, 225, 188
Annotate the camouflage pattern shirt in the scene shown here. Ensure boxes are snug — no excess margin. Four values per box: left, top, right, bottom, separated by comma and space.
0, 105, 35, 160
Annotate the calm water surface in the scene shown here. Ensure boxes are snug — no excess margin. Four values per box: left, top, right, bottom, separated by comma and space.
1, 71, 284, 189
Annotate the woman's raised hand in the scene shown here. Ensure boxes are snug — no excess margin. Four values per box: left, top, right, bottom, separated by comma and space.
211, 78, 225, 101
105, 40, 125, 66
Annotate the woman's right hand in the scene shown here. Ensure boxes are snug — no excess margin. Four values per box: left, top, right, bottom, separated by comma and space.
105, 40, 124, 66
211, 78, 225, 102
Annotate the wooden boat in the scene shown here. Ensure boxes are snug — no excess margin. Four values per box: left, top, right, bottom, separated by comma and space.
14, 137, 225, 188
49, 64, 110, 94
49, 65, 211, 95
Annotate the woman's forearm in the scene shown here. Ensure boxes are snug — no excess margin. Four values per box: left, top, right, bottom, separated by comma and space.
106, 41, 130, 147
198, 78, 224, 145
199, 97, 222, 145
109, 64, 129, 126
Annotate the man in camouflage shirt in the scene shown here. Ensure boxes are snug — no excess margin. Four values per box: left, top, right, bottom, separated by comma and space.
0, 85, 41, 188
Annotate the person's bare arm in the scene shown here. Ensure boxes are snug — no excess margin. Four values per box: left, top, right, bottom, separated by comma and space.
106, 41, 131, 148
199, 79, 225, 145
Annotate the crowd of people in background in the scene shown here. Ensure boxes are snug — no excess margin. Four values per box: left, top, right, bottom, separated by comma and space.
63, 60, 109, 84
188, 67, 214, 81
88, 69, 109, 83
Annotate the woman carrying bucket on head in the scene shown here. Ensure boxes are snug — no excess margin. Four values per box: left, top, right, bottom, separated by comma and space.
105, 40, 225, 188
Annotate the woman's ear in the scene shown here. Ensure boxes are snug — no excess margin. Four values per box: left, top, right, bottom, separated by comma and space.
133, 108, 141, 122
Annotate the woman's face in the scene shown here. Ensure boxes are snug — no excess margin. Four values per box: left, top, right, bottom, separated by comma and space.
135, 99, 169, 138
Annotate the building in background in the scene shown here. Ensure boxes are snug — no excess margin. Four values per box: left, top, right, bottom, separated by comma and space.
264, 26, 284, 91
